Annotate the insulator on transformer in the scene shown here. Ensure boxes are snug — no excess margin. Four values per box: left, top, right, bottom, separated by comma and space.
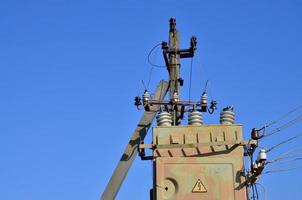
257, 149, 267, 161
156, 111, 172, 126
201, 92, 208, 112
220, 106, 235, 125
171, 92, 179, 103
142, 90, 150, 104
201, 92, 207, 105
188, 110, 203, 125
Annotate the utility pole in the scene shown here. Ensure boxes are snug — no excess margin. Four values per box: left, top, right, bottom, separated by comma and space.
162, 18, 197, 125
101, 18, 259, 200
167, 18, 180, 99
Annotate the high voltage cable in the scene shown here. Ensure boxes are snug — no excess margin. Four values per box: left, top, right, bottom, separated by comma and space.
263, 114, 302, 138
266, 157, 302, 166
267, 152, 302, 164
266, 131, 302, 153
255, 183, 266, 200
147, 43, 166, 68
262, 103, 302, 129
145, 43, 166, 90
263, 165, 302, 174
268, 147, 302, 163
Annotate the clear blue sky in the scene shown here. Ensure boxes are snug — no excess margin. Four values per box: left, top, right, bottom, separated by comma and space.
1, 1, 302, 199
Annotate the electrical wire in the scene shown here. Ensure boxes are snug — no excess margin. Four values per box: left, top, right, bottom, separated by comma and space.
263, 165, 302, 174
266, 131, 302, 153
262, 103, 302, 129
266, 149, 302, 164
254, 183, 259, 200
267, 157, 302, 166
145, 43, 166, 90
203, 80, 209, 93
263, 114, 302, 138
146, 66, 154, 90
273, 147, 302, 159
147, 43, 166, 68
251, 184, 256, 200
255, 183, 266, 200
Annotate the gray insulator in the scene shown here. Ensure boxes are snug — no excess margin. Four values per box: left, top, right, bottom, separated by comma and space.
188, 110, 203, 125
156, 111, 172, 126
220, 107, 235, 125
142, 90, 150, 103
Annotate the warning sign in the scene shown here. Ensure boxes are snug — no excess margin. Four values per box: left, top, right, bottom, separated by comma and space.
192, 179, 207, 193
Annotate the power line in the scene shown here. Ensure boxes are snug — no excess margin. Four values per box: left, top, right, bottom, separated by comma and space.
263, 114, 302, 138
267, 157, 302, 166
147, 43, 166, 68
264, 165, 302, 174
255, 183, 266, 200
145, 43, 166, 90
266, 148, 302, 164
266, 131, 302, 153
254, 183, 259, 200
262, 103, 302, 129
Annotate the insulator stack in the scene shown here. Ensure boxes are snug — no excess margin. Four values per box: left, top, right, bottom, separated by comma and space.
171, 92, 179, 103
142, 90, 150, 104
156, 111, 172, 126
220, 106, 235, 124
201, 92, 207, 105
188, 110, 203, 125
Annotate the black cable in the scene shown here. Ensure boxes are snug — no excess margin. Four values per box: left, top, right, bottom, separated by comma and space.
267, 131, 302, 153
145, 43, 166, 90
251, 184, 256, 200
263, 114, 302, 138
263, 104, 302, 129
146, 66, 154, 90
147, 43, 166, 68
254, 183, 259, 200
264, 165, 302, 174
268, 147, 302, 163
255, 183, 266, 200
267, 156, 302, 165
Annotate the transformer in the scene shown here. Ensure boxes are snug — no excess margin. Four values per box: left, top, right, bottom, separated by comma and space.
151, 125, 247, 200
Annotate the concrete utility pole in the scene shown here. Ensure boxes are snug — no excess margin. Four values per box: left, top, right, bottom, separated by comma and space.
100, 81, 169, 200
167, 18, 180, 99
162, 18, 197, 125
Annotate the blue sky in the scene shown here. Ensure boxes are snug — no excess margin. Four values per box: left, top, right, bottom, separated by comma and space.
1, 1, 302, 199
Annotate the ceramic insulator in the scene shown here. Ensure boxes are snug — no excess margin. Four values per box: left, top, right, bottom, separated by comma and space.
188, 110, 203, 125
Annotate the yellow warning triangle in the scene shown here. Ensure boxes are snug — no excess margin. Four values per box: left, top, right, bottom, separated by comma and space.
192, 179, 207, 193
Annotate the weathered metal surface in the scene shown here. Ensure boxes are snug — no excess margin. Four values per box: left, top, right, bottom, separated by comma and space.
152, 125, 247, 200
100, 80, 169, 200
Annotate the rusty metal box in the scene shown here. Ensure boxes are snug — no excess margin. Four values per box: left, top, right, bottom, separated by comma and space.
152, 125, 247, 200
